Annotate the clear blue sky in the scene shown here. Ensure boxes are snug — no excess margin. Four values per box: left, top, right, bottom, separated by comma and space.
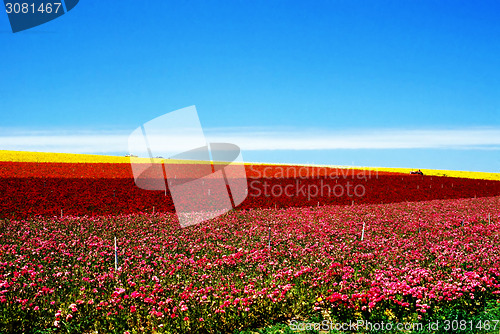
1, 1, 499, 171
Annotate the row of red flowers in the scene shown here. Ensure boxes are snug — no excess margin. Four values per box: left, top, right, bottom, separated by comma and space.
0, 162, 401, 179
0, 162, 499, 218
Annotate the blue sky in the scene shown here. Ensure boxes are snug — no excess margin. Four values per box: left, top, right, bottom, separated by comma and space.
1, 0, 499, 171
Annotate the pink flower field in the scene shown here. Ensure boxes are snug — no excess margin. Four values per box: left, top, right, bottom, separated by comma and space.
1, 196, 500, 333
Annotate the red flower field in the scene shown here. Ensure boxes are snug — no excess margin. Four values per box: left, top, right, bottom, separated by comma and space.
1, 161, 499, 219
1, 158, 500, 333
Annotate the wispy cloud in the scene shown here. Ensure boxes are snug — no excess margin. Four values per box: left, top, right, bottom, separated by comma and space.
1, 127, 500, 154
206, 127, 500, 151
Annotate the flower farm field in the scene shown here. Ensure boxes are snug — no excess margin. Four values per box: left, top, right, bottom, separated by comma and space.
1, 151, 500, 333
1, 198, 500, 333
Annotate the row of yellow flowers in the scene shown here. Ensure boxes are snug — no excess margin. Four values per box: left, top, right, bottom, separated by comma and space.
363, 166, 500, 181
1, 150, 499, 181
0, 150, 130, 163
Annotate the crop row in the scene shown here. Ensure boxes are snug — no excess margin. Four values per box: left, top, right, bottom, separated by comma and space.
1, 176, 500, 220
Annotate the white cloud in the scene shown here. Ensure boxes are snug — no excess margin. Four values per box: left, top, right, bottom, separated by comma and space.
207, 127, 500, 150
0, 127, 500, 154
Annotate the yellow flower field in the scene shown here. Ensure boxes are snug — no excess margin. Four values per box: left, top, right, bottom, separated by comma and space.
366, 166, 500, 181
1, 150, 499, 181
0, 150, 130, 163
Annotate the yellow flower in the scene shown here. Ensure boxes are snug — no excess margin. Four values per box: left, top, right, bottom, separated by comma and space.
317, 297, 323, 302
384, 308, 396, 320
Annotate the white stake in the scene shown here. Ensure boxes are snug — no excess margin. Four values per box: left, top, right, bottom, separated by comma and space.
114, 237, 118, 271
268, 227, 271, 249
361, 222, 365, 241
152, 206, 155, 215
